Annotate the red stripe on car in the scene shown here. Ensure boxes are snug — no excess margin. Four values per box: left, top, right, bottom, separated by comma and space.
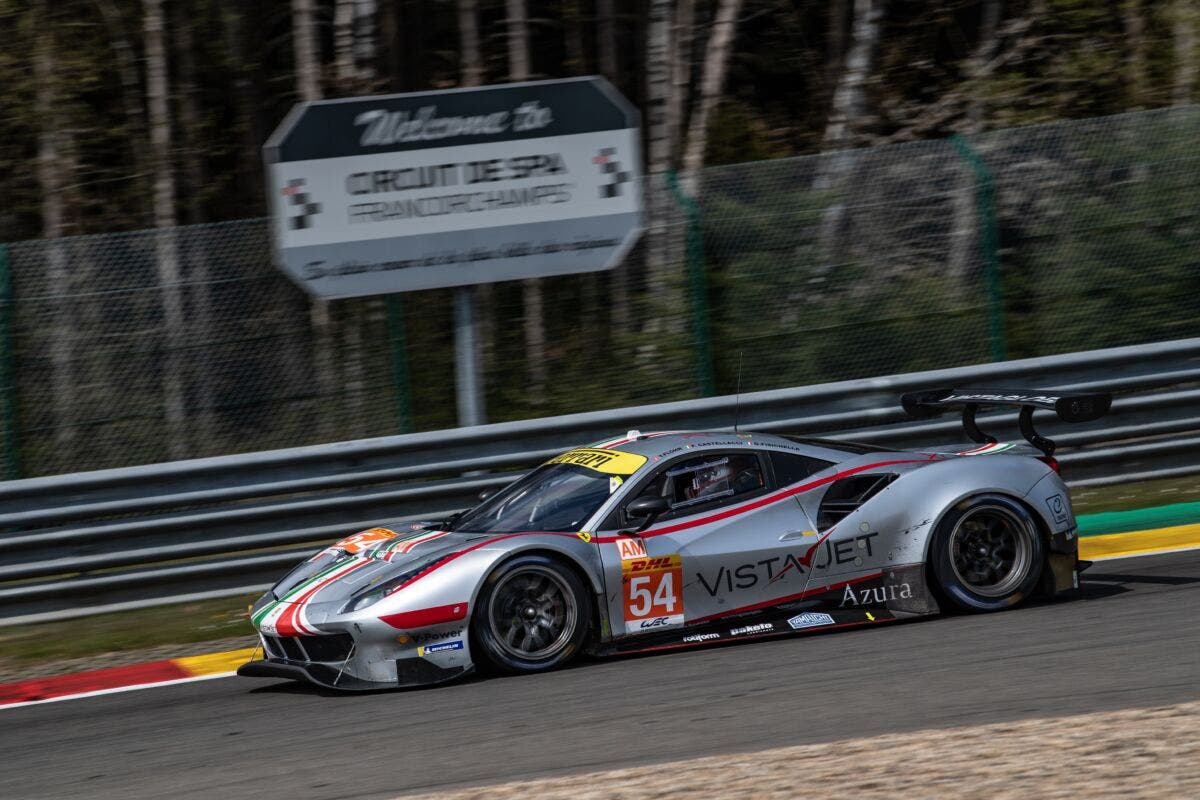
379, 602, 470, 630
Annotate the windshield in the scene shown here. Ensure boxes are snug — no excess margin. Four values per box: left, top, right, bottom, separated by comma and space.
450, 463, 628, 533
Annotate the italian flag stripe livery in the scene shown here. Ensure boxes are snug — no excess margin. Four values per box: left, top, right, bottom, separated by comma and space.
376, 529, 451, 560
253, 558, 373, 636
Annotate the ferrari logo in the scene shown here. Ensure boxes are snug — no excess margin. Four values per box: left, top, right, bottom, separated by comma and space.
577, 531, 593, 543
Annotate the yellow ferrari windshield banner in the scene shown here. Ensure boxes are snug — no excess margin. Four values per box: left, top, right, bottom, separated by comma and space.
546, 448, 648, 475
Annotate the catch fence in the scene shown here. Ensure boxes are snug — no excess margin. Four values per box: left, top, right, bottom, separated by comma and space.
1, 105, 1197, 478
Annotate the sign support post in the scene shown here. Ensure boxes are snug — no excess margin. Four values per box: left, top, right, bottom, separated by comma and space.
454, 286, 485, 426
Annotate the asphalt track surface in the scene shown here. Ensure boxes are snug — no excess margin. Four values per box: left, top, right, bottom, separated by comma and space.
2, 551, 1197, 800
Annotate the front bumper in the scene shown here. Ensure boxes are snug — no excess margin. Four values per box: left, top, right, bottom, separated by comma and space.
239, 621, 474, 691
237, 656, 468, 691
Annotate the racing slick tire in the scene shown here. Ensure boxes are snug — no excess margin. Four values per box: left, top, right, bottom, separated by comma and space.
471, 554, 592, 675
929, 493, 1045, 613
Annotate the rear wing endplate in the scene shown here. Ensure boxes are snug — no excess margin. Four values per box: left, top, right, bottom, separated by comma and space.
900, 388, 1111, 456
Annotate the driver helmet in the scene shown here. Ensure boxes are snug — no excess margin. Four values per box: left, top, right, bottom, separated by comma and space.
687, 462, 733, 499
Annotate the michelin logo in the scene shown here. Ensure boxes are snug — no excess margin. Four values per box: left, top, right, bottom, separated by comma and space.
418, 640, 464, 656
788, 612, 834, 630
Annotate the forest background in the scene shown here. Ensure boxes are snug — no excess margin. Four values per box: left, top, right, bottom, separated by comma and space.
0, 0, 1197, 476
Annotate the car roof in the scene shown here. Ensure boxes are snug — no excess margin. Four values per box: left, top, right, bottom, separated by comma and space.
584, 430, 899, 463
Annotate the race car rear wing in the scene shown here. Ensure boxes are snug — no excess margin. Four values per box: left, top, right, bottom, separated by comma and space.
900, 388, 1112, 456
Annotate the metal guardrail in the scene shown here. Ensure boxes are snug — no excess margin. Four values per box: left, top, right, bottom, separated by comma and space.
1, 337, 1197, 625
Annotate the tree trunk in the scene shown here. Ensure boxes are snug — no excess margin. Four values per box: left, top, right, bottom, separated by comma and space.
222, 5, 264, 212
596, 0, 618, 83
353, 0, 377, 87
291, 0, 337, 440
681, 0, 744, 193
826, 0, 847, 83
644, 0, 673, 302
506, 0, 531, 80
94, 0, 150, 226
816, 0, 886, 269
563, 0, 587, 75
670, 0, 695, 157
949, 0, 1002, 298
821, 0, 885, 150
966, 0, 1001, 132
35, 0, 75, 452
507, 0, 546, 403
1175, 0, 1197, 105
335, 0, 381, 439
457, 0, 483, 87
596, 0, 629, 334
174, 3, 217, 452
144, 0, 189, 460
292, 0, 322, 102
335, 0, 355, 87
1124, 0, 1145, 109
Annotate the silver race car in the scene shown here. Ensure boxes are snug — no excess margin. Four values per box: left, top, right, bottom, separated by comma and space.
238, 388, 1110, 690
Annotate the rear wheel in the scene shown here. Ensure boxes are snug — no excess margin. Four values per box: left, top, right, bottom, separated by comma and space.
930, 494, 1044, 612
471, 554, 591, 674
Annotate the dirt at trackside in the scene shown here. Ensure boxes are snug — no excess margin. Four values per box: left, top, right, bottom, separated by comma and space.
398, 700, 1200, 800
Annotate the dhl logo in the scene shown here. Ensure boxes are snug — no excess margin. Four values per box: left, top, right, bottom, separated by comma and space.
622, 555, 682, 575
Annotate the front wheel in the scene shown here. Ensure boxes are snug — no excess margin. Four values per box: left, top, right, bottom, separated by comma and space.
930, 494, 1044, 612
471, 554, 592, 674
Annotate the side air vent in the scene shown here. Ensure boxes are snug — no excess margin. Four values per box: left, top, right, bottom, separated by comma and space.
816, 474, 898, 530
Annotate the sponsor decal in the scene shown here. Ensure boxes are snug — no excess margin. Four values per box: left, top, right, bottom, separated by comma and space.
546, 448, 648, 475
730, 623, 774, 637
787, 612, 834, 630
682, 632, 721, 643
616, 537, 648, 560
697, 532, 880, 596
865, 612, 876, 621
1045, 493, 1069, 525
839, 582, 914, 608
609, 475, 624, 494
577, 531, 593, 543
623, 554, 684, 634
409, 629, 463, 643
942, 393, 1060, 405
417, 640, 464, 656
312, 527, 399, 559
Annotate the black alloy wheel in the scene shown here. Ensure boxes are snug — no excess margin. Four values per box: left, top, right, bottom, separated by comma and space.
471, 554, 592, 674
930, 493, 1045, 612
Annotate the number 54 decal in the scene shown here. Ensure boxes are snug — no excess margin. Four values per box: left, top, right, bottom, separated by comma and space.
622, 554, 684, 634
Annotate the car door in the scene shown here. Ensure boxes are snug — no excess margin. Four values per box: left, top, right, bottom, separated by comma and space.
594, 449, 819, 640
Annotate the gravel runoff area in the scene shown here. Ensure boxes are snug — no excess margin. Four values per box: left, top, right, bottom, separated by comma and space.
399, 700, 1200, 800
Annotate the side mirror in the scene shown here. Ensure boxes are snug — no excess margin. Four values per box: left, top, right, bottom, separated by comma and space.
625, 496, 670, 533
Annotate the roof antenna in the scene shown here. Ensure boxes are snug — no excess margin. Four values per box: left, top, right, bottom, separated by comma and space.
733, 351, 744, 433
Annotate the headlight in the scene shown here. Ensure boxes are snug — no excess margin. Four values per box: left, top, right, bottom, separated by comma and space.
340, 555, 449, 614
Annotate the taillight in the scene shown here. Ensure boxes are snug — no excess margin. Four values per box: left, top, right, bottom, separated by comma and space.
1036, 455, 1060, 473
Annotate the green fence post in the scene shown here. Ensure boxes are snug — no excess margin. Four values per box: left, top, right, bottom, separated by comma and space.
665, 169, 716, 397
951, 135, 1006, 362
0, 244, 21, 479
385, 294, 412, 434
